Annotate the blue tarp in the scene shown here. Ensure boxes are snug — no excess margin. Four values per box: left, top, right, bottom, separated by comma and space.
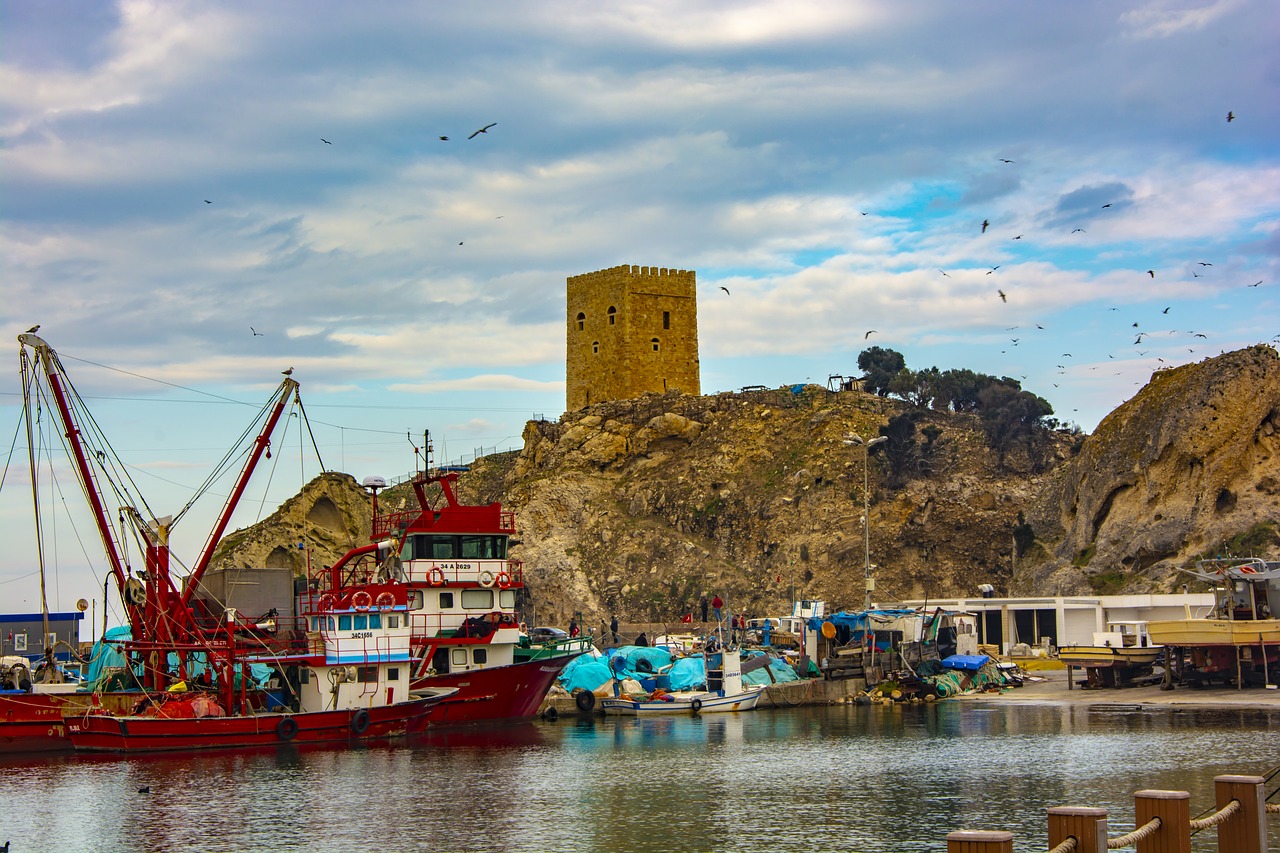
741, 650, 801, 685
941, 654, 991, 672
608, 646, 674, 677
805, 609, 918, 634
559, 656, 614, 694
85, 626, 272, 691
667, 656, 706, 691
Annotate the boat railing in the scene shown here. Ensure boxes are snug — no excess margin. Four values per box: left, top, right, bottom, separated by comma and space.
945, 773, 1271, 852
372, 510, 418, 539
404, 558, 522, 587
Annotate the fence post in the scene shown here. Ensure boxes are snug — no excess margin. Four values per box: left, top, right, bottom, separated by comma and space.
1214, 774, 1265, 853
1047, 806, 1108, 853
1134, 789, 1190, 853
945, 830, 1013, 853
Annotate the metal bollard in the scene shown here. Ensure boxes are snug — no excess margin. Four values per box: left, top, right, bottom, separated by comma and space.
1048, 806, 1108, 853
1134, 789, 1190, 853
946, 829, 1013, 853
1214, 775, 1265, 853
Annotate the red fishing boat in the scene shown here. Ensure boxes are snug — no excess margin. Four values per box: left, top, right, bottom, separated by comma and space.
17, 332, 453, 754
305, 452, 585, 726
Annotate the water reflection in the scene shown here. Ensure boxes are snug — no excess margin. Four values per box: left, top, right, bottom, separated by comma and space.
1, 704, 1277, 852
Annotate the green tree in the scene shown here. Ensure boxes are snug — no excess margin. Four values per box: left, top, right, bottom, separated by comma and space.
857, 347, 905, 397
978, 383, 1054, 468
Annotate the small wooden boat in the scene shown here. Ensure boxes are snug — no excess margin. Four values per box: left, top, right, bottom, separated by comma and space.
1059, 621, 1161, 688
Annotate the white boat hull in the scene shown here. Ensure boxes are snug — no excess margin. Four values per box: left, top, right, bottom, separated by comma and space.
601, 688, 761, 716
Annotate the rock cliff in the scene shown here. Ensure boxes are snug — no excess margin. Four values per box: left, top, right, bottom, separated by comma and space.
212, 346, 1280, 627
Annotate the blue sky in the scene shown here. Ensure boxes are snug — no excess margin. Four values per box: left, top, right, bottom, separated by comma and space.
1, 1, 1278, 615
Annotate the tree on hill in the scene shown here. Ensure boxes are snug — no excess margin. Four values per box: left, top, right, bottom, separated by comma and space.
978, 382, 1054, 469
858, 347, 905, 396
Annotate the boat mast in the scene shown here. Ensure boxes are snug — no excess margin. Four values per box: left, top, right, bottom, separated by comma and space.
20, 349, 54, 669
182, 376, 299, 609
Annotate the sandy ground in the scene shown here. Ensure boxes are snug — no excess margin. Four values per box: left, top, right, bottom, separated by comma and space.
959, 665, 1280, 712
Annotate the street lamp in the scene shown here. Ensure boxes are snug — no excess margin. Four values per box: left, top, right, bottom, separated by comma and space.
844, 433, 888, 612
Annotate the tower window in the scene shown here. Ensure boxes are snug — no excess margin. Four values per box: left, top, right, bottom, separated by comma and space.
592, 341, 600, 354
607, 306, 617, 326
576, 312, 585, 331
651, 338, 660, 352
662, 311, 670, 330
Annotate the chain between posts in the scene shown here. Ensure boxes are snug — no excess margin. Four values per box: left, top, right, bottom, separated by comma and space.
1189, 798, 1240, 832
1105, 817, 1161, 849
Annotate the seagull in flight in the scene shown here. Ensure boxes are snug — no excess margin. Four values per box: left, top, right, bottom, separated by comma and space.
1227, 111, 1235, 122
938, 269, 949, 277
1249, 281, 1262, 287
1071, 228, 1085, 233
864, 330, 877, 339
981, 219, 990, 233
204, 199, 212, 204
719, 286, 730, 295
1162, 307, 1170, 313
1197, 262, 1213, 266
439, 136, 449, 141
986, 266, 1000, 275
1101, 203, 1112, 209
997, 289, 1007, 303
251, 327, 263, 336
321, 138, 332, 144
1147, 270, 1155, 278
468, 122, 497, 139
998, 158, 1014, 164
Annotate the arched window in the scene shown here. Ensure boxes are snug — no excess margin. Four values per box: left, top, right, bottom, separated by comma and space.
592, 341, 600, 354
651, 338, 660, 352
576, 312, 585, 331
607, 306, 617, 326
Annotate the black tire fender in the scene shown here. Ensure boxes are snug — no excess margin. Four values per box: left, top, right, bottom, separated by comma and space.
276, 716, 298, 741
690, 698, 703, 714
350, 709, 371, 735
542, 706, 559, 722
574, 691, 596, 713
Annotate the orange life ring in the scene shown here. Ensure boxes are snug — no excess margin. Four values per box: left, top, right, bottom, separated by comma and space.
1238, 565, 1258, 574
318, 594, 337, 611
495, 571, 513, 589
375, 592, 396, 610
428, 567, 446, 587
352, 591, 373, 611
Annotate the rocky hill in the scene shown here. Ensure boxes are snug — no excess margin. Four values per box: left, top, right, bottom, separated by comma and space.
212, 346, 1280, 627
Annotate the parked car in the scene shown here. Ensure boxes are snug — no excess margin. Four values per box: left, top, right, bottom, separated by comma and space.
528, 626, 570, 644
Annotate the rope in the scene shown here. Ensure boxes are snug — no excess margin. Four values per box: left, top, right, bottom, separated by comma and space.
1266, 804, 1280, 813
1047, 836, 1078, 853
1190, 799, 1240, 831
1106, 816, 1160, 849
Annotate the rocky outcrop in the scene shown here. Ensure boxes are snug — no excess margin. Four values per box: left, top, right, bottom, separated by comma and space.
1026, 345, 1280, 593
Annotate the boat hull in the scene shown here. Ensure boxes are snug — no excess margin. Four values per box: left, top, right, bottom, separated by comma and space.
412, 655, 578, 725
1058, 646, 1162, 669
65, 696, 444, 754
601, 689, 761, 716
0, 693, 81, 754
1146, 619, 1280, 647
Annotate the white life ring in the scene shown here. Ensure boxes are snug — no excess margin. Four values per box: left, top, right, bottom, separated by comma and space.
375, 592, 396, 610
478, 571, 496, 588
352, 591, 373, 611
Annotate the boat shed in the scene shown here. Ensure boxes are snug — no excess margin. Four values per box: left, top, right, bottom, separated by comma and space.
890, 593, 1215, 653
0, 611, 84, 662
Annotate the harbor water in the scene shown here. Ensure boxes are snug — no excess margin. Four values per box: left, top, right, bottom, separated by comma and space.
3, 701, 1279, 852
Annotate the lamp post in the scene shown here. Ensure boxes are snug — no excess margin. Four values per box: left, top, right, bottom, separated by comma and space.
844, 433, 888, 612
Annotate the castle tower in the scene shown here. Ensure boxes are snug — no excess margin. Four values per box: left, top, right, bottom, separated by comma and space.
566, 264, 701, 411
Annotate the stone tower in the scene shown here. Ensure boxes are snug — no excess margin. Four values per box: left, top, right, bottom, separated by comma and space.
566, 264, 701, 411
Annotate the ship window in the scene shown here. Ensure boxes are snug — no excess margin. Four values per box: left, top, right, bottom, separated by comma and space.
439, 592, 454, 608
327, 617, 336, 631
432, 648, 449, 673
474, 648, 488, 665
14, 633, 26, 652
432, 537, 455, 559
592, 341, 599, 354
451, 648, 468, 666
663, 311, 670, 330
301, 669, 312, 684
388, 667, 400, 681
407, 590, 424, 610
460, 536, 486, 559
607, 306, 617, 325
576, 312, 585, 331
368, 613, 381, 629
387, 615, 399, 629
309, 617, 318, 631
354, 615, 367, 630
339, 615, 352, 631
461, 589, 494, 609
357, 666, 378, 683
651, 337, 660, 351
500, 589, 516, 608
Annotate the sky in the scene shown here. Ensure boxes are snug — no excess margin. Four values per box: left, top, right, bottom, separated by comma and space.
1, 0, 1278, 623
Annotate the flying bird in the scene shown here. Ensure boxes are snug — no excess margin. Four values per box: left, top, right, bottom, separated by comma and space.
204, 200, 212, 204
1071, 228, 1085, 233
1101, 203, 1112, 209
439, 136, 449, 141
1193, 333, 1207, 338
981, 219, 990, 233
938, 269, 950, 277
1250, 281, 1262, 287
1197, 262, 1213, 266
251, 327, 263, 336
468, 122, 497, 139
997, 289, 1007, 303
986, 266, 1000, 274
998, 158, 1014, 164
321, 138, 332, 144
719, 286, 730, 295
864, 330, 877, 339
1012, 235, 1022, 240
1227, 111, 1235, 122
1162, 307, 1170, 313
1147, 270, 1155, 278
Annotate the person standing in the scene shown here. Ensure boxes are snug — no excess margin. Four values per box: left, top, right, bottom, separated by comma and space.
699, 594, 709, 623
569, 617, 579, 638
610, 615, 619, 645
712, 594, 724, 622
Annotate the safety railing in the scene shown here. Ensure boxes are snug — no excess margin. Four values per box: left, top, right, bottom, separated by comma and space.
945, 774, 1269, 852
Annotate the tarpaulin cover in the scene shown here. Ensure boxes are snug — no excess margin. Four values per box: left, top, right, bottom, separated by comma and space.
608, 646, 674, 676
666, 656, 706, 691
941, 654, 990, 672
740, 650, 800, 685
805, 609, 918, 633
85, 627, 271, 692
558, 655, 614, 694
